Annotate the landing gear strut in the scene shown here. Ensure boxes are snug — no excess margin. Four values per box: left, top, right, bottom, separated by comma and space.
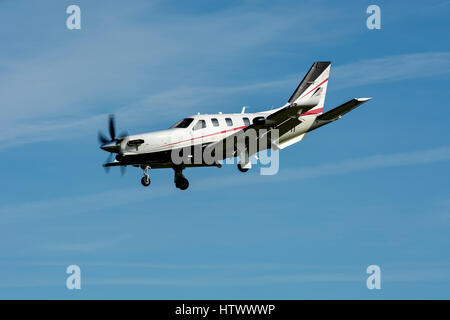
174, 167, 189, 190
140, 166, 151, 187
237, 151, 250, 173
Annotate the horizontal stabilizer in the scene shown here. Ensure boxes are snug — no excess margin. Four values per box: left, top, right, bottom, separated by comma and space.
308, 98, 371, 131
319, 98, 371, 121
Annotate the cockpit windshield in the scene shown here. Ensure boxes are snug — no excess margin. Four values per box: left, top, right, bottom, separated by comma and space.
170, 118, 194, 128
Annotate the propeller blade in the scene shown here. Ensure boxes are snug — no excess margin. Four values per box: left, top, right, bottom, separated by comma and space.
98, 131, 109, 145
108, 114, 116, 141
99, 114, 128, 174
103, 153, 113, 173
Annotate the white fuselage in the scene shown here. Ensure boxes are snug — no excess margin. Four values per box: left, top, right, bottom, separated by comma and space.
120, 105, 318, 156
99, 61, 371, 191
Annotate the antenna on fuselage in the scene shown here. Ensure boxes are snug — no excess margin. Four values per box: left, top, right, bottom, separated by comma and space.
241, 106, 246, 114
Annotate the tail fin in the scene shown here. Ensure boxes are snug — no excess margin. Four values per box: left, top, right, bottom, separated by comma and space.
288, 61, 331, 115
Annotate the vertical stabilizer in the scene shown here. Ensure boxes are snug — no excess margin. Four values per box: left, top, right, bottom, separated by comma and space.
288, 61, 331, 115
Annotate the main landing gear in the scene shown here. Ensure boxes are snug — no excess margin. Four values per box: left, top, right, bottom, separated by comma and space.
174, 166, 189, 190
139, 165, 189, 190
237, 163, 249, 173
237, 152, 251, 173
141, 166, 151, 187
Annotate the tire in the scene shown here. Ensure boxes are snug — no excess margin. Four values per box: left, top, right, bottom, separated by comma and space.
176, 178, 189, 190
141, 176, 151, 187
237, 163, 249, 173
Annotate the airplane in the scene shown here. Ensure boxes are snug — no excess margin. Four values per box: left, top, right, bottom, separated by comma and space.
98, 61, 371, 190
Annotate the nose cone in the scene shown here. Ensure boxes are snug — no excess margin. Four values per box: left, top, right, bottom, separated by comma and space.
100, 141, 120, 153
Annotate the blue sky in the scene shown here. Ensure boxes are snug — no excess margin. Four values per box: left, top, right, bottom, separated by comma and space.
0, 0, 449, 299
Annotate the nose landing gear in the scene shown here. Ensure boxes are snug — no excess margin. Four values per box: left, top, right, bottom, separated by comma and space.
139, 165, 189, 190
141, 175, 151, 187
140, 166, 151, 187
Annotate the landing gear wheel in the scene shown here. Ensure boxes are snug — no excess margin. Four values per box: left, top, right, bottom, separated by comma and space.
141, 176, 151, 187
176, 178, 189, 190
237, 163, 249, 173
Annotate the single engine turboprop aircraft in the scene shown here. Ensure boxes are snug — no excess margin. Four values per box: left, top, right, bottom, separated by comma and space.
98, 61, 371, 190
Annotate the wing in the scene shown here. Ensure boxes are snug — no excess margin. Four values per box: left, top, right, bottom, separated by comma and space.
205, 104, 312, 161
246, 104, 311, 135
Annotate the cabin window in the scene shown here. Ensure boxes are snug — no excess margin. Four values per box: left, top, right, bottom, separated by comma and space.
243, 117, 250, 126
211, 118, 219, 127
193, 119, 206, 130
170, 118, 194, 128
225, 118, 233, 126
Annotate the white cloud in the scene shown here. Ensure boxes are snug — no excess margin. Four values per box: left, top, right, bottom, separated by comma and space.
1, 3, 449, 152
0, 2, 342, 150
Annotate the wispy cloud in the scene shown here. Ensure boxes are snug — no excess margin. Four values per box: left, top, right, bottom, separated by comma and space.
195, 145, 450, 188
2, 261, 449, 289
3, 49, 450, 151
77, 264, 450, 287
0, 1, 341, 151
277, 144, 450, 181
0, 184, 175, 225
1, 145, 449, 225
333, 52, 450, 89
0, 77, 296, 151
1, 4, 449, 152
43, 234, 133, 253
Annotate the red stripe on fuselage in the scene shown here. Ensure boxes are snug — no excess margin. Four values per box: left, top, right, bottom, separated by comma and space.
161, 125, 248, 148
299, 108, 323, 116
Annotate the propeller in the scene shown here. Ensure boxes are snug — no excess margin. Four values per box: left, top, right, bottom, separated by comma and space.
98, 114, 116, 145
98, 131, 109, 144
98, 114, 129, 175
103, 153, 113, 173
109, 114, 116, 141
